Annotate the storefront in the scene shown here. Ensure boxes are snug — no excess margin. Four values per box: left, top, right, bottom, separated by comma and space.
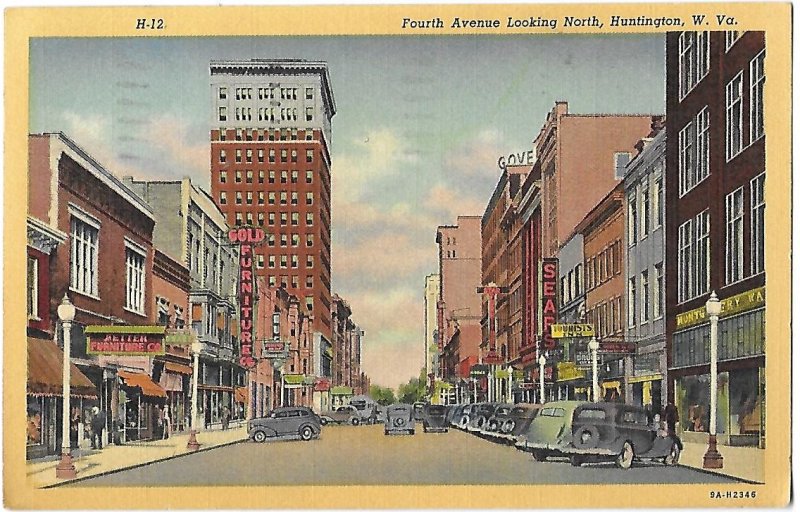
118, 370, 167, 441
26, 337, 99, 459
555, 362, 586, 401
159, 361, 192, 433
330, 386, 353, 408
198, 384, 235, 428
670, 287, 765, 447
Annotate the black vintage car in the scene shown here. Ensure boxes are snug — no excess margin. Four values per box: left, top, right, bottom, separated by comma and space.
421, 404, 449, 433
494, 403, 544, 445
248, 406, 321, 442
385, 404, 415, 435
561, 402, 681, 469
466, 402, 500, 433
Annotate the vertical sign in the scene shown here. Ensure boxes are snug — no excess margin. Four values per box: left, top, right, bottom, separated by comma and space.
540, 258, 559, 352
229, 227, 265, 368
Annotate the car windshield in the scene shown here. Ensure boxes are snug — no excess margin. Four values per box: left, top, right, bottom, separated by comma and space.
351, 402, 366, 410
539, 407, 565, 417
511, 406, 532, 415
577, 409, 607, 420
427, 407, 446, 415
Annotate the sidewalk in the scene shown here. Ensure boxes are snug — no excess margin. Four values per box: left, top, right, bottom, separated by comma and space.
678, 440, 764, 483
26, 423, 249, 488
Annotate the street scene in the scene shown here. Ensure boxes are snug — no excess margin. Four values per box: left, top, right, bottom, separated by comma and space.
24, 28, 767, 489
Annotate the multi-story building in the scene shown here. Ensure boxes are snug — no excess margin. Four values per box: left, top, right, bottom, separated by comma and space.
623, 126, 667, 414
123, 178, 244, 428
576, 183, 625, 402
480, 165, 528, 403
553, 230, 587, 401
665, 31, 765, 447
534, 101, 659, 259
435, 216, 482, 400
29, 132, 160, 447
209, 59, 336, 352
423, 274, 440, 396
329, 294, 364, 405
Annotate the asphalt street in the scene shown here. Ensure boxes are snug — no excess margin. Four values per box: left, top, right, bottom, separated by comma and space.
71, 424, 740, 486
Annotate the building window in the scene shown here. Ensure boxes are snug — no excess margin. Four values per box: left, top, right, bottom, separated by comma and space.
281, 171, 288, 184
725, 31, 742, 51
235, 150, 242, 164
256, 148, 265, 163
268, 213, 275, 225
654, 176, 663, 229
269, 171, 275, 184
219, 191, 227, 205
27, 256, 38, 319
306, 170, 313, 184
696, 107, 710, 183
560, 276, 568, 306
125, 242, 146, 314
726, 72, 744, 160
235, 191, 242, 205
246, 149, 252, 164
677, 219, 692, 303
219, 149, 226, 163
627, 193, 637, 245
280, 255, 288, 269
306, 149, 314, 163
219, 170, 227, 184
291, 234, 300, 247
614, 152, 630, 179
268, 192, 275, 205
269, 149, 275, 163
306, 234, 314, 247
280, 192, 287, 205
678, 31, 710, 99
292, 275, 299, 288
750, 173, 765, 275
218, 107, 227, 122
267, 233, 274, 246
725, 187, 745, 284
235, 129, 242, 141
291, 149, 298, 163
258, 191, 265, 205
306, 87, 313, 100
281, 149, 288, 163
258, 170, 265, 184
654, 263, 664, 318
280, 234, 288, 247
306, 107, 314, 122
306, 276, 313, 288
291, 170, 298, 184
219, 128, 226, 141
695, 210, 710, 297
268, 255, 275, 269
306, 255, 314, 269
280, 212, 288, 226
70, 215, 99, 297
235, 212, 243, 226
678, 121, 693, 196
627, 277, 636, 327
291, 255, 299, 269
305, 296, 313, 311
306, 192, 313, 205
269, 275, 276, 286
750, 50, 766, 143
258, 212, 265, 226
246, 191, 253, 205
641, 270, 649, 323
219, 87, 227, 100
291, 212, 299, 226
306, 213, 314, 226
640, 182, 650, 239
257, 254, 265, 270
291, 192, 298, 205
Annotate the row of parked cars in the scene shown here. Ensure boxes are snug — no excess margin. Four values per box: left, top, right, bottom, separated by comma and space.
448, 400, 682, 469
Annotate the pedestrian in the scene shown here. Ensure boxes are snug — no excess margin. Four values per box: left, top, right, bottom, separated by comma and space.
154, 405, 163, 439
162, 405, 171, 440
90, 406, 106, 450
663, 400, 683, 449
69, 407, 81, 449
221, 406, 230, 430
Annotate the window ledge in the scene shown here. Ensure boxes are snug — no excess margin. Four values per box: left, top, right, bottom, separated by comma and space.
70, 287, 101, 302
124, 306, 148, 318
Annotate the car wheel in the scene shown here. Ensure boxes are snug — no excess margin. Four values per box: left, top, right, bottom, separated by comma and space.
459, 416, 469, 428
615, 441, 634, 469
663, 442, 681, 466
319, 418, 328, 426
572, 425, 601, 449
532, 450, 547, 462
252, 430, 267, 443
570, 455, 584, 467
409, 429, 415, 435
423, 426, 428, 433
351, 417, 360, 426
501, 420, 515, 434
299, 425, 314, 441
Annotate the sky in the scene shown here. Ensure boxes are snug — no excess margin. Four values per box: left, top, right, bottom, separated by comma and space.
29, 35, 665, 389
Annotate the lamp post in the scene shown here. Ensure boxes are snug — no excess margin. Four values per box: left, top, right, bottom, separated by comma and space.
186, 341, 201, 451
588, 337, 600, 403
538, 354, 546, 404
703, 291, 724, 468
272, 356, 285, 407
55, 294, 77, 479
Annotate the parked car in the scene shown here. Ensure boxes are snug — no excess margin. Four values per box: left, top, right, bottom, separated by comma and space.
562, 402, 682, 469
445, 404, 463, 426
412, 401, 427, 421
496, 403, 544, 445
375, 405, 387, 423
421, 404, 449, 433
384, 404, 415, 435
466, 402, 500, 432
450, 404, 469, 428
319, 405, 360, 426
479, 404, 514, 440
349, 397, 379, 424
248, 406, 321, 442
516, 400, 585, 460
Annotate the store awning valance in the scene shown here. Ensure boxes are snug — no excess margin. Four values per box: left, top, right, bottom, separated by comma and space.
283, 374, 305, 386
118, 370, 167, 398
27, 338, 98, 398
164, 361, 192, 375
234, 386, 249, 404
330, 386, 353, 396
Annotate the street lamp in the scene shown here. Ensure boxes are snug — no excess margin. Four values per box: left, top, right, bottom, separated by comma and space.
272, 356, 286, 407
187, 341, 201, 451
703, 291, 724, 468
538, 354, 546, 404
55, 294, 77, 479
588, 337, 600, 403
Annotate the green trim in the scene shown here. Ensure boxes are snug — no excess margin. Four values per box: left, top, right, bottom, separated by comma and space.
85, 325, 167, 335
283, 374, 305, 385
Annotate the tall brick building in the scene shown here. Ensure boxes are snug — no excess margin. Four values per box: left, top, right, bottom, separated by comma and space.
210, 59, 336, 344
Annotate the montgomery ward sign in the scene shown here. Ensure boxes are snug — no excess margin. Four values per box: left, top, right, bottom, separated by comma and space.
229, 227, 265, 368
85, 325, 166, 356
675, 286, 765, 330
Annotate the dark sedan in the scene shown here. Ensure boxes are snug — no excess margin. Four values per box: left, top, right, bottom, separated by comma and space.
248, 406, 321, 442
421, 404, 449, 433
496, 403, 544, 445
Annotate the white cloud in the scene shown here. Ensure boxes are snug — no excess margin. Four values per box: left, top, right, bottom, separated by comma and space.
140, 114, 209, 177
443, 128, 507, 178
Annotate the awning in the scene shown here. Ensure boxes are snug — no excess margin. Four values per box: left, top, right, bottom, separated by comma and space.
164, 361, 192, 375
27, 338, 98, 398
602, 381, 622, 390
314, 379, 331, 392
283, 374, 305, 386
118, 370, 167, 398
197, 384, 234, 392
330, 386, 353, 396
234, 386, 249, 404
628, 374, 662, 384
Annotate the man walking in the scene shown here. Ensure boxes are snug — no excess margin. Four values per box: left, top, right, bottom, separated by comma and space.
90, 407, 106, 450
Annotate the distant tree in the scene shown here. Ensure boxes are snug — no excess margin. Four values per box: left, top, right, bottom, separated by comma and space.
369, 384, 395, 406
397, 371, 427, 404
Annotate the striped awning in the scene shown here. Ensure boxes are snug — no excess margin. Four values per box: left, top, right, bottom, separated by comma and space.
234, 386, 249, 404
27, 338, 98, 398
164, 361, 192, 375
119, 370, 167, 398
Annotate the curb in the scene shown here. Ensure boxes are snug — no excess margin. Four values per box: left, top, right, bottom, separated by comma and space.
41, 436, 249, 489
676, 462, 764, 485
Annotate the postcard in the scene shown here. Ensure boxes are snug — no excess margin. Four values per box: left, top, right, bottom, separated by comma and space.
5, 2, 792, 509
